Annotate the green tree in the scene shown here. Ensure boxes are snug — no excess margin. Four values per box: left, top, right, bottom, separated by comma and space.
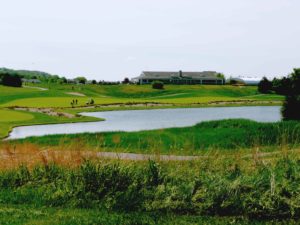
272, 77, 291, 95
0, 72, 22, 87
258, 77, 272, 93
122, 77, 130, 84
75, 76, 87, 84
282, 96, 300, 120
152, 81, 164, 89
282, 68, 300, 120
216, 73, 225, 79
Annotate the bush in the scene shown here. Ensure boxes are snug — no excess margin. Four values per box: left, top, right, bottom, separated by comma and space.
272, 77, 292, 95
0, 72, 22, 87
3, 159, 300, 220
152, 81, 164, 89
282, 96, 300, 120
281, 68, 300, 120
258, 77, 272, 93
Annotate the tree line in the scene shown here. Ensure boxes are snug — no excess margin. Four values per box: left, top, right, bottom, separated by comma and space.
258, 68, 300, 120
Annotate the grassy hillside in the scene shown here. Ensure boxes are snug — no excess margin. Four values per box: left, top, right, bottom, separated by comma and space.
0, 84, 283, 108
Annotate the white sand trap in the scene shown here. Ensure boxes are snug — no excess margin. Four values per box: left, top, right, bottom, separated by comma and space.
23, 85, 48, 91
66, 92, 86, 96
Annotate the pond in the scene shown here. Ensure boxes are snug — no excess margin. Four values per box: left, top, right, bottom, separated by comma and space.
8, 106, 281, 139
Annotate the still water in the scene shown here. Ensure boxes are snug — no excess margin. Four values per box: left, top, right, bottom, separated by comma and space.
8, 106, 281, 139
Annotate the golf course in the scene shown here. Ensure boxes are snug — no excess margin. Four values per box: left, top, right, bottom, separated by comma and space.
0, 83, 283, 139
2, 81, 300, 224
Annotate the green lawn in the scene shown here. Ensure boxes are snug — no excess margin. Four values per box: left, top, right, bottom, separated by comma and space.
1, 96, 138, 108
0, 84, 284, 108
0, 109, 34, 122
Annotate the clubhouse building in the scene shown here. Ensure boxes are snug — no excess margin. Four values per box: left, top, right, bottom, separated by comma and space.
133, 71, 225, 85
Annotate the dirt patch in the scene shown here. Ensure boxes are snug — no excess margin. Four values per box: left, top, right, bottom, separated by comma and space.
197, 100, 282, 106
13, 107, 76, 118
0, 144, 95, 169
74, 102, 174, 109
66, 92, 86, 97
0, 144, 202, 170
98, 103, 174, 108
72, 100, 281, 110
1, 143, 297, 170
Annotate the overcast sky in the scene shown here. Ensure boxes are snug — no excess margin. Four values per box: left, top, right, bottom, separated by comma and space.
0, 0, 299, 80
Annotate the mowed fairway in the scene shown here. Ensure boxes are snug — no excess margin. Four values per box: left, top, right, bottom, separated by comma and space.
0, 109, 34, 122
1, 97, 143, 108
0, 108, 101, 139
0, 109, 35, 138
0, 84, 283, 108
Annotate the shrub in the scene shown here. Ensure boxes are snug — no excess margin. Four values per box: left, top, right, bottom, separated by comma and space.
0, 72, 22, 87
258, 77, 272, 93
282, 96, 300, 120
152, 81, 164, 90
281, 68, 300, 120
3, 158, 300, 220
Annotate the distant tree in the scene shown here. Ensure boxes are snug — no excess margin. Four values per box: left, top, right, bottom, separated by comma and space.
272, 77, 292, 95
91, 80, 97, 84
57, 77, 67, 84
75, 76, 87, 84
61, 77, 67, 83
0, 72, 22, 87
49, 75, 60, 83
290, 68, 300, 95
152, 81, 164, 90
229, 79, 238, 85
122, 77, 130, 84
258, 77, 272, 93
282, 95, 300, 120
281, 68, 300, 120
216, 73, 225, 79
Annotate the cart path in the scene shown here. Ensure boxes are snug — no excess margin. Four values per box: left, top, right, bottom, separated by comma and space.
1, 147, 299, 169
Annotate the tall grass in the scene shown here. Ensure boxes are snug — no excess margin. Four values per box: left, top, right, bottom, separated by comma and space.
1, 151, 300, 220
14, 119, 300, 155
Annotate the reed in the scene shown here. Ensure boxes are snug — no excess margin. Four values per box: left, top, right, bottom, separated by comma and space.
1, 143, 300, 221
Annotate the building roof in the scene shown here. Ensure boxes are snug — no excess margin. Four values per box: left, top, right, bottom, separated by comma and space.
134, 71, 223, 80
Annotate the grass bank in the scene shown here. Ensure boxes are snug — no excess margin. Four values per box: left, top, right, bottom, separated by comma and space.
0, 109, 101, 139
14, 119, 300, 155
